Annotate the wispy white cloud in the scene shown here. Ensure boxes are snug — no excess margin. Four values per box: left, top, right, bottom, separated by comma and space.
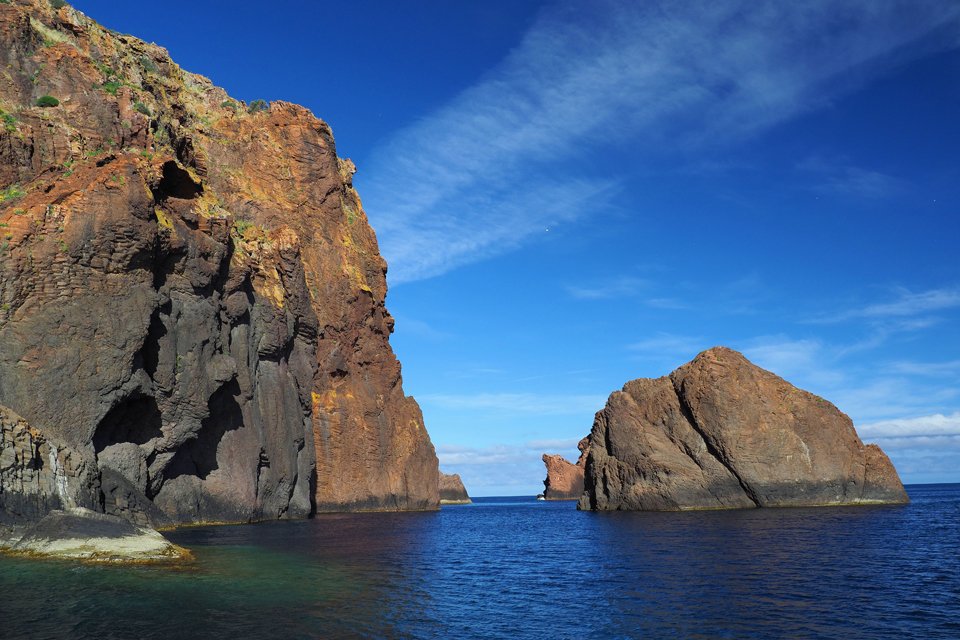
629, 332, 707, 361
419, 392, 605, 416
887, 359, 960, 377
644, 298, 690, 310
812, 286, 960, 324
390, 315, 453, 341
526, 437, 583, 451
798, 155, 904, 198
735, 335, 959, 422
566, 276, 649, 300
858, 287, 960, 319
363, 0, 960, 283
858, 412, 960, 439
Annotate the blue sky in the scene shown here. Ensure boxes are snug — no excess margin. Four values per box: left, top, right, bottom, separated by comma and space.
73, 1, 960, 495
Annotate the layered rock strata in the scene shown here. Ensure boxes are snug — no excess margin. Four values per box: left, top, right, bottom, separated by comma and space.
541, 437, 587, 500
0, 0, 438, 527
439, 472, 471, 505
0, 405, 98, 523
579, 347, 908, 511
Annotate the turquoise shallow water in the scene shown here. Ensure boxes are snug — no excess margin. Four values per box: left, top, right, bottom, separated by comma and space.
1, 484, 959, 639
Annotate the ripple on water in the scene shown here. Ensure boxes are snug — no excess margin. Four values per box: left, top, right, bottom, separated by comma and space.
1, 485, 958, 639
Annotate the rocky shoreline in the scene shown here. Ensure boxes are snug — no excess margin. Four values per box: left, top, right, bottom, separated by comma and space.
0, 508, 189, 563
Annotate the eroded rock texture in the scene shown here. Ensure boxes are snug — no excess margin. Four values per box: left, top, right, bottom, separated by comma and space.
579, 347, 908, 511
0, 405, 98, 524
541, 437, 587, 500
439, 472, 471, 505
0, 0, 438, 525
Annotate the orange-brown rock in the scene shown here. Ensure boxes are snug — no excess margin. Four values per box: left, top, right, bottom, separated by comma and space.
439, 472, 471, 505
541, 437, 587, 500
0, 0, 438, 525
579, 347, 909, 511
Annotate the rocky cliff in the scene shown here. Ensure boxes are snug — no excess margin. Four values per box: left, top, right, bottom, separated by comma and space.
541, 437, 587, 500
0, 0, 438, 526
579, 347, 908, 511
0, 404, 98, 524
438, 472, 471, 505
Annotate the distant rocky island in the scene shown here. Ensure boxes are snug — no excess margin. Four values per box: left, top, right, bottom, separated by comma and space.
540, 438, 587, 500
439, 472, 471, 505
577, 347, 908, 511
0, 0, 439, 560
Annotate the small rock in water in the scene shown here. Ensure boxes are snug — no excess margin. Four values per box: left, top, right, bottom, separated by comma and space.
3, 508, 190, 563
439, 472, 472, 505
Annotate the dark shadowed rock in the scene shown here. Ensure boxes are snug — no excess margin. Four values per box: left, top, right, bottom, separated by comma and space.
541, 437, 588, 500
0, 0, 438, 527
579, 347, 909, 511
439, 472, 471, 504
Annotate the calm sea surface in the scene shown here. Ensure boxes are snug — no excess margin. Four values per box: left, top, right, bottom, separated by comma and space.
1, 484, 958, 639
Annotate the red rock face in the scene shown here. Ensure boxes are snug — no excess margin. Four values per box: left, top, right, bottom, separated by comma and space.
438, 472, 471, 504
0, 0, 438, 524
541, 437, 587, 500
580, 347, 909, 511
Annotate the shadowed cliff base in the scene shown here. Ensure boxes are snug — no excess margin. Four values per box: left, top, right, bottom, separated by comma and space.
579, 347, 909, 511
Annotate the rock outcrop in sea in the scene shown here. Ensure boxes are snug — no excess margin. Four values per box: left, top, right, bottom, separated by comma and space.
579, 347, 909, 511
0, 0, 439, 533
439, 472, 471, 505
541, 437, 587, 500
2, 508, 188, 563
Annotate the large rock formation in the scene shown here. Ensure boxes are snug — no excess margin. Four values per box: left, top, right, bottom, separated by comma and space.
541, 437, 587, 500
579, 347, 908, 511
0, 0, 438, 527
438, 472, 471, 505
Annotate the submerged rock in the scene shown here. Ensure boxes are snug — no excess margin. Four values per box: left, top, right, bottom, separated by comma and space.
579, 347, 909, 511
0, 0, 438, 528
2, 508, 188, 563
439, 472, 471, 505
541, 437, 588, 500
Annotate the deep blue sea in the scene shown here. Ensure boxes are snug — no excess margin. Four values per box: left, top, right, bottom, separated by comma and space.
1, 484, 958, 639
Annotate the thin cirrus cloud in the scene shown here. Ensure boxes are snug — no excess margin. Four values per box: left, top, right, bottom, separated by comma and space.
361, 0, 960, 284
810, 286, 960, 324
797, 156, 905, 199
565, 276, 650, 300
418, 392, 605, 416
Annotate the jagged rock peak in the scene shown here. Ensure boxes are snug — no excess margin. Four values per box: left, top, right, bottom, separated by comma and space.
541, 437, 588, 500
